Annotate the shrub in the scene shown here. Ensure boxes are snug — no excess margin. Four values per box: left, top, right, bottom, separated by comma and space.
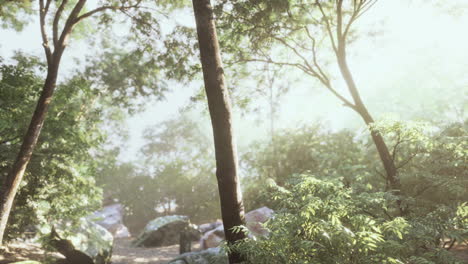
233, 175, 466, 264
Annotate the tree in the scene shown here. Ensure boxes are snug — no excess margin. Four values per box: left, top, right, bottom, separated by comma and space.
233, 173, 467, 264
0, 0, 158, 245
191, 0, 246, 262
235, 121, 468, 263
141, 116, 221, 221
241, 125, 374, 209
97, 116, 223, 232
322, 0, 401, 194
215, 0, 403, 212
0, 54, 105, 241
0, 0, 33, 31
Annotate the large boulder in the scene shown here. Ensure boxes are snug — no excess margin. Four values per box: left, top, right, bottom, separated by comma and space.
199, 224, 225, 250
88, 204, 131, 238
112, 224, 131, 238
168, 247, 228, 264
52, 219, 113, 264
198, 220, 223, 234
199, 207, 273, 250
132, 215, 199, 248
244, 206, 273, 236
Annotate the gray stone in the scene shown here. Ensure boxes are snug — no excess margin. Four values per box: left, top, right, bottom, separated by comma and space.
199, 207, 273, 250
199, 225, 225, 250
132, 215, 199, 248
168, 247, 228, 264
244, 206, 273, 236
198, 220, 222, 234
87, 204, 131, 238
52, 219, 113, 264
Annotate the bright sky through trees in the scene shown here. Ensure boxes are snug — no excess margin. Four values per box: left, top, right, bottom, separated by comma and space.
0, 0, 466, 161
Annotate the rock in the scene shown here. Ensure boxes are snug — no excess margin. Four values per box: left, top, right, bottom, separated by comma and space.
113, 224, 131, 238
199, 207, 273, 249
244, 206, 273, 236
88, 203, 131, 238
199, 224, 225, 250
179, 223, 203, 254
198, 219, 223, 234
52, 219, 113, 264
132, 215, 199, 248
168, 247, 228, 264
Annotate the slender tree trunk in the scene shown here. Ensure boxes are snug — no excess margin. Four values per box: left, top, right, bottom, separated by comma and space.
268, 78, 279, 181
191, 0, 246, 263
0, 56, 62, 245
336, 48, 401, 193
0, 0, 94, 245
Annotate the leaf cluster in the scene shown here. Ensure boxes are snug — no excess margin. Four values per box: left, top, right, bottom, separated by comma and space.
0, 54, 107, 240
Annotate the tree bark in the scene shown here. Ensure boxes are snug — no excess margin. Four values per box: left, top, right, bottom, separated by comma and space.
336, 48, 401, 193
0, 56, 62, 245
191, 0, 246, 263
0, 0, 83, 245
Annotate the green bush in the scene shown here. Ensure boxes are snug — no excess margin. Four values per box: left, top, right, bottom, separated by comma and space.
236, 121, 467, 263
0, 55, 104, 240
233, 175, 466, 264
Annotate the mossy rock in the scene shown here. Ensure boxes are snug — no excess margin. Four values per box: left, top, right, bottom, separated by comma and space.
132, 215, 193, 247
54, 219, 113, 264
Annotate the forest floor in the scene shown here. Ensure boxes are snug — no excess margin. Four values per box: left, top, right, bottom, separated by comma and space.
0, 237, 200, 264
111, 237, 200, 264
0, 239, 466, 263
451, 243, 468, 262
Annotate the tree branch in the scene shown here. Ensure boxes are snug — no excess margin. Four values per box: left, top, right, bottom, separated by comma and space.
343, 0, 361, 39
56, 0, 87, 51
0, 136, 21, 145
395, 152, 417, 170
74, 0, 143, 25
413, 179, 451, 198
74, 5, 118, 24
53, 0, 68, 47
445, 239, 456, 251
39, 0, 52, 64
305, 27, 330, 84
382, 208, 393, 220
271, 36, 317, 76
45, 0, 52, 12
361, 209, 378, 218
391, 132, 402, 162
316, 0, 338, 53
119, 8, 161, 36
233, 58, 310, 75
355, 0, 378, 21
323, 81, 357, 110
336, 0, 344, 42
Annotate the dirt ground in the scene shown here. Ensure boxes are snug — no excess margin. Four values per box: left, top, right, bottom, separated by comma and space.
451, 243, 468, 263
0, 241, 63, 264
1, 239, 466, 264
0, 238, 200, 264
111, 237, 200, 264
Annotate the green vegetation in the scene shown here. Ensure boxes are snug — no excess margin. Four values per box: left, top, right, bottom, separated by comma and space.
98, 117, 221, 232
0, 0, 466, 263
0, 55, 104, 240
235, 122, 468, 264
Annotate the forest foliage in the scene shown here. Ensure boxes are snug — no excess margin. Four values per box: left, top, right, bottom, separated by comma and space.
0, 0, 467, 263
236, 122, 467, 264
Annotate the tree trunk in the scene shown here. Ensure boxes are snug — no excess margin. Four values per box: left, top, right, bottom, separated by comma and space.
191, 0, 246, 263
336, 49, 401, 192
0, 57, 62, 245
